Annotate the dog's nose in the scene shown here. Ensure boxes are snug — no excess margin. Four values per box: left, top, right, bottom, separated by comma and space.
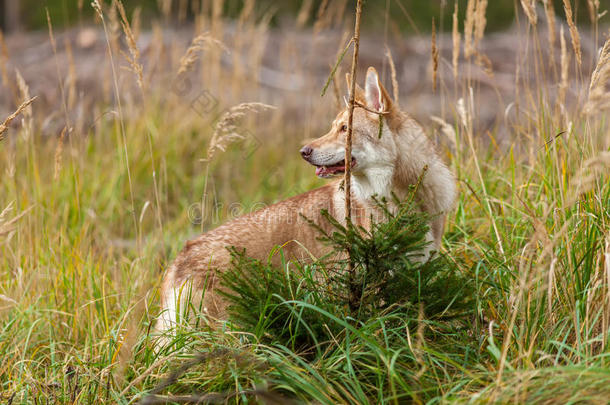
300, 146, 313, 160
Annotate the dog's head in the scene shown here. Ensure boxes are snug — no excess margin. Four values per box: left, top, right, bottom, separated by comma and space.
300, 67, 399, 179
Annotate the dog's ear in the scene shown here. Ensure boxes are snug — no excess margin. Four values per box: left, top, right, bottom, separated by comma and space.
345, 72, 365, 103
364, 67, 392, 112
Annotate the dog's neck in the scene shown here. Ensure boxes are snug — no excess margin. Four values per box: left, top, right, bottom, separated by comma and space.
350, 166, 395, 202
392, 126, 432, 195
350, 115, 432, 205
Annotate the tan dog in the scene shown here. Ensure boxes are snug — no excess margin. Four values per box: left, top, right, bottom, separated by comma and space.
156, 67, 456, 333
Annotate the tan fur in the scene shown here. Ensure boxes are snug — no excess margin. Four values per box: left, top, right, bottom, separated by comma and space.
157, 67, 456, 334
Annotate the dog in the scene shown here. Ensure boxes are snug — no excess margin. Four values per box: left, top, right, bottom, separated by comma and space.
156, 66, 456, 334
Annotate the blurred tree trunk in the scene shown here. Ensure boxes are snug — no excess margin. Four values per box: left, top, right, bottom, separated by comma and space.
1, 0, 21, 33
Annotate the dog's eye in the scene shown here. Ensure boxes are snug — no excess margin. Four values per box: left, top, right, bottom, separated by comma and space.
340, 124, 347, 132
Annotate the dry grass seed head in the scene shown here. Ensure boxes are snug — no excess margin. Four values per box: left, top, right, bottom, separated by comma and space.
0, 202, 18, 237
115, 0, 144, 89
177, 32, 228, 76
570, 151, 610, 203
206, 102, 276, 161
452, 2, 461, 79
0, 201, 32, 237
474, 0, 488, 46
15, 70, 32, 120
463, 0, 476, 59
0, 97, 37, 141
15, 69, 33, 140
107, 0, 121, 51
132, 6, 142, 40
520, 0, 538, 26
562, 0, 582, 67
91, 0, 103, 17
583, 37, 610, 115
430, 115, 457, 150
475, 52, 494, 77
457, 97, 471, 130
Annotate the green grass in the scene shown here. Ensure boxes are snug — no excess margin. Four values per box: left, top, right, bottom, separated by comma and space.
1, 1, 610, 403
1, 91, 608, 403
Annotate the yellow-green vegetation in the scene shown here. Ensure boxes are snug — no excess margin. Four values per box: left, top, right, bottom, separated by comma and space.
0, 0, 609, 403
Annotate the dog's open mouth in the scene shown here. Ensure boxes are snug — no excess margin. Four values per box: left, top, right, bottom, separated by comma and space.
314, 158, 356, 178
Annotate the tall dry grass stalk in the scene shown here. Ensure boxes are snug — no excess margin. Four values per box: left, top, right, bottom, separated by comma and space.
430, 115, 457, 150
92, 0, 138, 247
159, 0, 171, 19
64, 38, 77, 110
0, 203, 14, 237
385, 45, 399, 106
296, 0, 314, 28
0, 97, 36, 141
571, 152, 610, 204
431, 18, 439, 92
463, 0, 475, 59
520, 0, 538, 26
331, 63, 342, 110
0, 31, 13, 98
115, 0, 144, 90
559, 26, 570, 109
326, 31, 350, 109
237, 0, 255, 26
474, 0, 488, 49
452, 2, 460, 80
0, 202, 30, 238
46, 9, 72, 132
108, 0, 121, 52
205, 103, 275, 162
208, 0, 226, 85
177, 32, 228, 76
15, 69, 33, 139
602, 235, 610, 349
132, 6, 142, 40
586, 0, 600, 24
562, 0, 582, 67
543, 0, 556, 59
583, 37, 610, 115
54, 126, 67, 180
313, 0, 331, 34
457, 95, 505, 258
199, 102, 274, 234
230, 0, 255, 93
331, 0, 349, 27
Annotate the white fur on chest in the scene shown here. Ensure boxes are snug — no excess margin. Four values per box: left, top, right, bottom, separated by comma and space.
351, 166, 394, 201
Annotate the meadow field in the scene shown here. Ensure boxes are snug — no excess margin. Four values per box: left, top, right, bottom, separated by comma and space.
0, 0, 609, 403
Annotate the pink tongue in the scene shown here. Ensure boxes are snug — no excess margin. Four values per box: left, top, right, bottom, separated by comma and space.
316, 165, 344, 177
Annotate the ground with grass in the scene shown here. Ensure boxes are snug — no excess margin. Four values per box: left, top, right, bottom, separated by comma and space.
1, 1, 609, 404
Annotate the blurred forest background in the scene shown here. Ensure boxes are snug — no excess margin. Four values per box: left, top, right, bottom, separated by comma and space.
0, 0, 597, 32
